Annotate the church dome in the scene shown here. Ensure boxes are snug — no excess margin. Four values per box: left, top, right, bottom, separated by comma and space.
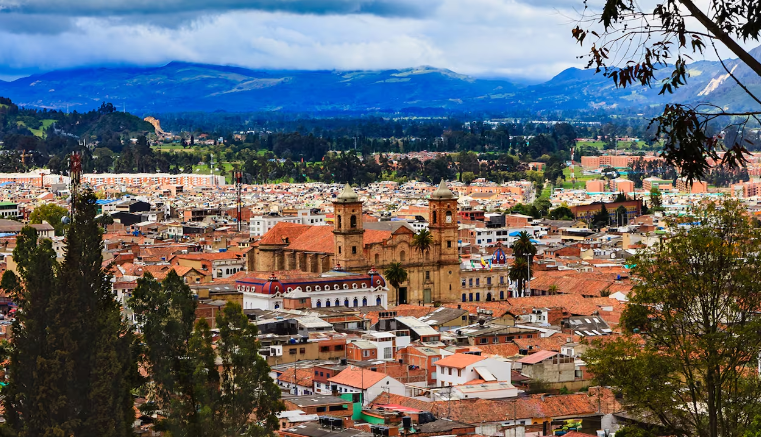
262, 272, 284, 295
335, 183, 359, 203
431, 179, 455, 200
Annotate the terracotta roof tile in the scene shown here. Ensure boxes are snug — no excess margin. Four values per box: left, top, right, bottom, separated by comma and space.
435, 353, 486, 369
328, 366, 387, 389
278, 368, 315, 387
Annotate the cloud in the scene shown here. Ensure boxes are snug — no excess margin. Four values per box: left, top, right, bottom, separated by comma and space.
0, 0, 440, 18
0, 0, 599, 81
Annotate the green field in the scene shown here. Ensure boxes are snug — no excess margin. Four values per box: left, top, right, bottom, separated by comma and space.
576, 140, 647, 151
152, 144, 197, 153
557, 165, 600, 189
17, 119, 55, 138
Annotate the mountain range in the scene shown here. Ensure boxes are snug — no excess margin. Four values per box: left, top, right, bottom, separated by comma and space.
1, 46, 760, 115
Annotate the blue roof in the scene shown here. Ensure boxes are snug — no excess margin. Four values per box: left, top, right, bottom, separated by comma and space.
508, 231, 522, 237
95, 199, 118, 205
530, 239, 540, 244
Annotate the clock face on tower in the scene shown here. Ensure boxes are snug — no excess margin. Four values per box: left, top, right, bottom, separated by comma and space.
446, 214, 452, 223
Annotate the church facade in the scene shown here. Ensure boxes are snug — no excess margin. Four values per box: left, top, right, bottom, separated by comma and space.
250, 181, 462, 304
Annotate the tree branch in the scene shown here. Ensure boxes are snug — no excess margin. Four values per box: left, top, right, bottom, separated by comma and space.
678, 0, 761, 80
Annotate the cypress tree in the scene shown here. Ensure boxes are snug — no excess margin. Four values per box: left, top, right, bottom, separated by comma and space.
3, 190, 138, 436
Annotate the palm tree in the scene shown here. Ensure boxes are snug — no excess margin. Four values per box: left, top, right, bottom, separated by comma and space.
509, 257, 531, 297
384, 262, 408, 306
511, 231, 537, 259
411, 229, 434, 258
511, 231, 536, 297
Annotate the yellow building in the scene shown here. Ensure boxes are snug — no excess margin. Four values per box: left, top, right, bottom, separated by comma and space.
251, 181, 461, 304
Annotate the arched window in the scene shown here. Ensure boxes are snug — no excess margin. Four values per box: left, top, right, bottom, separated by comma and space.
353, 298, 359, 307
337, 215, 342, 228
326, 300, 331, 307
350, 215, 357, 229
486, 292, 492, 302
376, 296, 382, 306
399, 250, 406, 262
316, 299, 322, 308
362, 297, 368, 306
274, 303, 280, 309
344, 298, 349, 307
335, 298, 340, 307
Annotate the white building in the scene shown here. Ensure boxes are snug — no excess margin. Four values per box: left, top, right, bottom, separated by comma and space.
235, 269, 388, 311
327, 367, 406, 406
250, 209, 327, 236
435, 353, 512, 387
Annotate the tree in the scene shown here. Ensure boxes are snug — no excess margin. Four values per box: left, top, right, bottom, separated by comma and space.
411, 229, 434, 258
510, 232, 536, 297
384, 262, 408, 306
4, 190, 138, 437
549, 206, 575, 220
129, 270, 216, 435
572, 0, 761, 183
584, 199, 761, 437
509, 257, 531, 297
29, 202, 68, 236
615, 205, 629, 226
216, 303, 283, 436
650, 187, 663, 210
591, 204, 610, 229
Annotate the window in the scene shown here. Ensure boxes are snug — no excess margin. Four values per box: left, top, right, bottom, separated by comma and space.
493, 337, 498, 343
338, 246, 342, 254
458, 369, 462, 377
469, 278, 473, 287
475, 278, 480, 287
362, 297, 368, 306
375, 254, 380, 265
447, 241, 452, 248
321, 346, 330, 352
399, 251, 406, 262
432, 211, 437, 224
363, 350, 370, 357
475, 292, 480, 301
335, 299, 340, 306
480, 338, 488, 344
486, 277, 491, 285
448, 368, 452, 375
425, 271, 430, 280
289, 348, 297, 355
350, 215, 357, 228
469, 293, 473, 302
334, 345, 344, 351
325, 300, 331, 307
376, 296, 382, 306
353, 298, 359, 307
299, 348, 306, 354
352, 246, 357, 255
337, 215, 342, 228
344, 299, 349, 307
461, 279, 466, 287
316, 300, 322, 308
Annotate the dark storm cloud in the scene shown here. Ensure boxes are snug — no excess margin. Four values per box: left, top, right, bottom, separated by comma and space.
0, 0, 440, 18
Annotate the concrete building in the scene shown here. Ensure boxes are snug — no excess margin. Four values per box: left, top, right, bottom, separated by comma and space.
328, 367, 406, 406
250, 209, 327, 236
434, 353, 512, 388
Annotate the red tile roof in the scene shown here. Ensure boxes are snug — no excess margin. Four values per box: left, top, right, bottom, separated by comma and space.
517, 350, 558, 364
434, 353, 486, 369
328, 366, 388, 389
278, 368, 315, 387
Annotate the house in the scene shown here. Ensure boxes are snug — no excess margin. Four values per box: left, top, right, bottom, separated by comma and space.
515, 351, 577, 383
397, 345, 447, 386
277, 368, 316, 396
328, 367, 406, 405
434, 353, 512, 388
282, 394, 354, 418
171, 252, 246, 279
418, 306, 470, 331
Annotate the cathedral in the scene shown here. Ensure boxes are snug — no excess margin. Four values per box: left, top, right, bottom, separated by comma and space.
250, 180, 461, 304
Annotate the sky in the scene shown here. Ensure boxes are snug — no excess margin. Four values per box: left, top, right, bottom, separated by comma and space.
0, 0, 742, 82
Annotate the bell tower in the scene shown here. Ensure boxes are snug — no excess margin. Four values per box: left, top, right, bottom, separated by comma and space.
428, 179, 460, 302
333, 184, 367, 270
429, 179, 458, 263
